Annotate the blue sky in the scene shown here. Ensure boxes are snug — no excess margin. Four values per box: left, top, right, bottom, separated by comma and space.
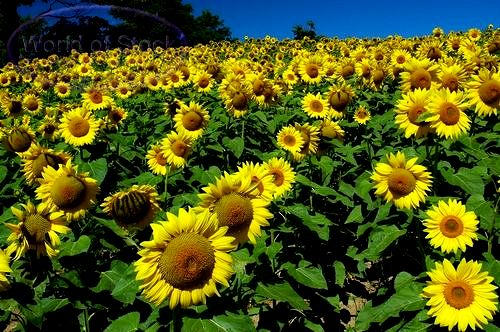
18, 0, 500, 40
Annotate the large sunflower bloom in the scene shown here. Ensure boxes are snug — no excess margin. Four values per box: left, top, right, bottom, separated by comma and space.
422, 258, 498, 331
160, 131, 193, 170
423, 199, 478, 254
81, 87, 113, 111
5, 201, 70, 260
400, 57, 439, 92
173, 102, 210, 140
101, 185, 161, 229
467, 68, 500, 117
197, 172, 273, 245
276, 126, 304, 154
263, 157, 296, 199
371, 152, 432, 209
36, 160, 99, 222
395, 88, 433, 138
302, 93, 330, 119
134, 208, 236, 308
428, 89, 470, 140
59, 108, 101, 147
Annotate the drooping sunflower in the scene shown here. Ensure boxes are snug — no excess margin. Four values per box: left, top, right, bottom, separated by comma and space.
320, 119, 345, 141
467, 68, 500, 117
422, 258, 498, 331
36, 160, 99, 222
234, 161, 276, 199
101, 185, 161, 229
21, 144, 70, 186
325, 83, 355, 117
422, 199, 479, 254
395, 88, 433, 138
173, 102, 209, 140
58, 108, 101, 147
197, 172, 273, 245
81, 87, 113, 111
134, 208, 236, 308
262, 157, 296, 199
2, 123, 36, 153
354, 106, 371, 125
0, 250, 12, 291
371, 151, 432, 209
276, 125, 305, 154
427, 89, 470, 140
302, 93, 330, 119
146, 143, 170, 176
5, 201, 70, 260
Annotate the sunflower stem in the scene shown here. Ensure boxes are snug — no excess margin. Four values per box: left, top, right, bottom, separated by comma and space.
170, 307, 178, 332
164, 171, 169, 209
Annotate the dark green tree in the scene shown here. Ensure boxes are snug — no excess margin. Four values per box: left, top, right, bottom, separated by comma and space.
292, 20, 317, 40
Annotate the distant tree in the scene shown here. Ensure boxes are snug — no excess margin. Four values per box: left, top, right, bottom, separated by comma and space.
293, 20, 317, 40
190, 10, 232, 45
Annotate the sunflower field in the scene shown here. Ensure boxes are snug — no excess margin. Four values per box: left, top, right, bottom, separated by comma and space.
0, 27, 499, 331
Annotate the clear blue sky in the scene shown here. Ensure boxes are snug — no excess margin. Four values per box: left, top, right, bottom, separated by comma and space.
185, 0, 499, 39
19, 0, 500, 40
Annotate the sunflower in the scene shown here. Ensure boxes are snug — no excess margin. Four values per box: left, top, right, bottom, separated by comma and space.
54, 82, 71, 98
354, 106, 371, 125
395, 88, 433, 138
5, 201, 70, 260
276, 125, 305, 154
224, 91, 251, 118
38, 115, 59, 141
467, 68, 500, 117
468, 28, 481, 41
422, 258, 498, 331
101, 185, 161, 229
197, 172, 273, 245
81, 87, 113, 111
298, 54, 324, 84
146, 143, 170, 176
0, 93, 23, 117
106, 106, 128, 128
173, 102, 209, 140
36, 160, 99, 222
134, 208, 236, 308
0, 250, 12, 291
114, 83, 133, 99
302, 93, 330, 118
326, 83, 355, 116
21, 144, 70, 186
436, 62, 468, 92
371, 151, 432, 209
2, 123, 36, 153
427, 89, 470, 140
400, 57, 439, 92
263, 157, 295, 199
161, 131, 193, 169
320, 119, 345, 141
192, 70, 214, 93
59, 108, 101, 146
282, 68, 299, 87
422, 199, 478, 254
234, 161, 276, 199
22, 94, 42, 113
291, 123, 320, 162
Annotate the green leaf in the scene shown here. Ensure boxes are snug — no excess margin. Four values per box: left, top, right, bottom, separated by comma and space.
92, 260, 139, 304
467, 194, 496, 231
256, 282, 310, 310
212, 312, 256, 332
104, 312, 140, 332
282, 261, 328, 290
59, 235, 91, 257
440, 167, 484, 196
333, 261, 346, 287
181, 317, 223, 332
346, 205, 363, 224
83, 158, 108, 184
0, 165, 7, 184
40, 298, 70, 313
357, 225, 406, 261
356, 272, 425, 330
223, 136, 244, 158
